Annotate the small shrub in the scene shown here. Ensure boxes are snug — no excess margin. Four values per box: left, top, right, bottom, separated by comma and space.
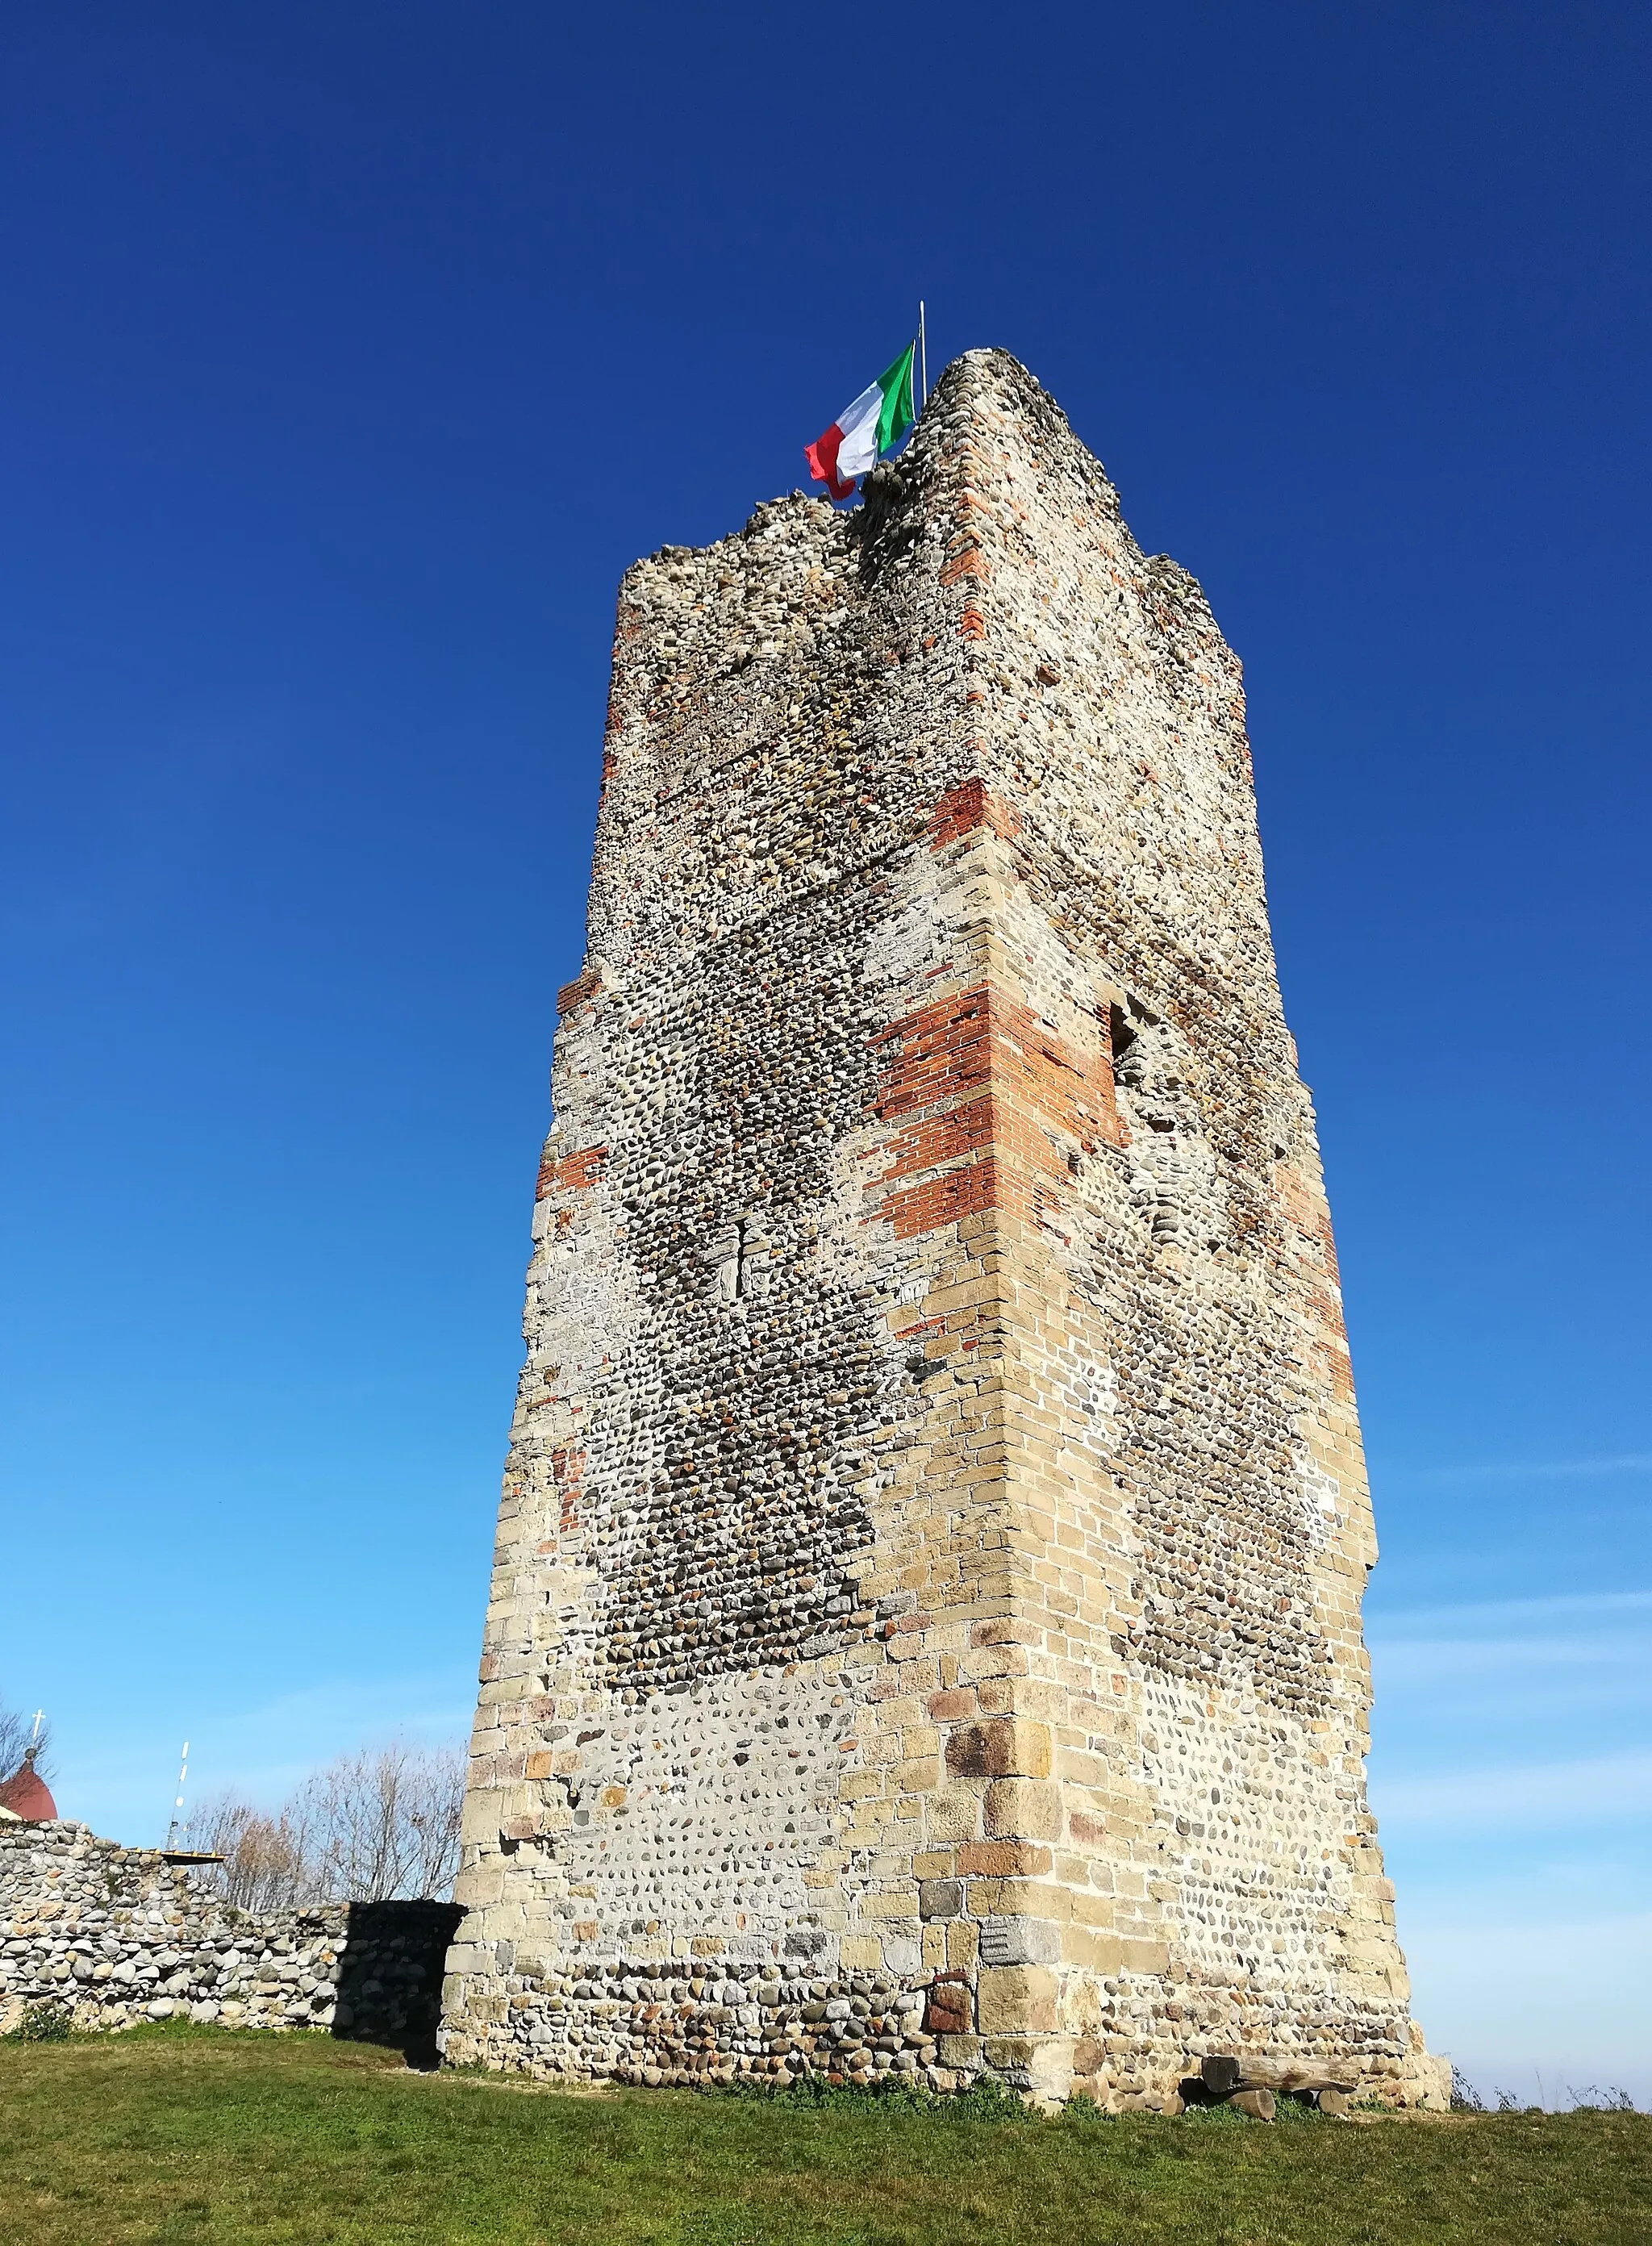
716, 2066, 1035, 2122
1181, 2097, 1250, 2125
15, 2004, 73, 2043
1568, 2085, 1638, 2114
1275, 2090, 1325, 2124
1451, 2066, 1486, 2113
720, 2069, 932, 2114
943, 2073, 1032, 2124
1057, 2090, 1115, 2127
713, 2073, 780, 2102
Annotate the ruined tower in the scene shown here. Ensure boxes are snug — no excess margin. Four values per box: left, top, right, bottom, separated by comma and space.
440, 351, 1444, 2108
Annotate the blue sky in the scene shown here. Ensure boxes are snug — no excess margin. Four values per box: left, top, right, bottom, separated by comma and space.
2, 2, 1648, 2103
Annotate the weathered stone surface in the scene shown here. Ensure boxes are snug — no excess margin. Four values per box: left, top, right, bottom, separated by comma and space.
982, 1779, 1062, 1839
441, 349, 1446, 2110
0, 1822, 459, 2046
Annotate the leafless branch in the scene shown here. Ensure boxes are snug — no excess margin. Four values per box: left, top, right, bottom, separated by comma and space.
185, 1741, 464, 1906
184, 1793, 313, 1911
0, 1699, 51, 1785
294, 1743, 465, 1902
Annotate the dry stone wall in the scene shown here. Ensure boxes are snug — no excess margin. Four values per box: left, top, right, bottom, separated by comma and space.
0, 1821, 460, 2047
443, 350, 1446, 2111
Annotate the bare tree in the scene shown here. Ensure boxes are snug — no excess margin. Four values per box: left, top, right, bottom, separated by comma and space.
0, 1699, 51, 1784
185, 1742, 465, 1907
183, 1793, 313, 1912
294, 1743, 465, 1902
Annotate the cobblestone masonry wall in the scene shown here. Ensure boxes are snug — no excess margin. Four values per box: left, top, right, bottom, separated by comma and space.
0, 1822, 461, 2045
442, 350, 1446, 2110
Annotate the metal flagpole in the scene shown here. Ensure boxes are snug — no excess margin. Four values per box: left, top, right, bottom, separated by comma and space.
919, 301, 928, 406
165, 1740, 190, 1849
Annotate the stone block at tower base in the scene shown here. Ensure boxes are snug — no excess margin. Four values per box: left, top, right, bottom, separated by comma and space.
439, 349, 1448, 2112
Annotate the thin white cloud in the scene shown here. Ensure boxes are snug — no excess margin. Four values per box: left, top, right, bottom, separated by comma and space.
1387, 1454, 1652, 1487
1372, 1636, 1649, 1698
1377, 1630, 1642, 1669
1375, 1749, 1652, 1831
57, 1666, 474, 1844
1370, 1589, 1652, 1630
1366, 1592, 1650, 1712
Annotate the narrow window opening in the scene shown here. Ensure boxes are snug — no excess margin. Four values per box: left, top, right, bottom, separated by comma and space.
714, 1217, 765, 1304
1108, 1003, 1145, 1089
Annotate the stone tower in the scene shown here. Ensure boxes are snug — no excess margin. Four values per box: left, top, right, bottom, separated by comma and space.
440, 350, 1444, 2109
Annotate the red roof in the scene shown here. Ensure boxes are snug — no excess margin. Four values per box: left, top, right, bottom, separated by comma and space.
0, 1752, 58, 1822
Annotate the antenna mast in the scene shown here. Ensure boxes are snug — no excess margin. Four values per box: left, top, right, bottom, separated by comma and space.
165, 1739, 190, 1849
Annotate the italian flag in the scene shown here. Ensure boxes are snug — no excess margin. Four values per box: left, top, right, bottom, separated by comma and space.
803, 342, 918, 500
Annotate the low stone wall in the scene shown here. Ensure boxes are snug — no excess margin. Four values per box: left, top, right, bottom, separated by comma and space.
440, 1948, 956, 2092
0, 1821, 461, 2047
438, 1943, 1446, 2109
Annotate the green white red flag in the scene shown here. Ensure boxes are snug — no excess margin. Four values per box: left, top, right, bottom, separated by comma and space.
804, 342, 918, 500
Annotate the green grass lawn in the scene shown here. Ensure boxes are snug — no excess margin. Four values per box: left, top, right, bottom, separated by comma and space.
2, 2025, 1647, 2246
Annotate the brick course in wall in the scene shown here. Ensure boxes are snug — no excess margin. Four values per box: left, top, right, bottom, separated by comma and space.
440, 350, 1446, 2111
